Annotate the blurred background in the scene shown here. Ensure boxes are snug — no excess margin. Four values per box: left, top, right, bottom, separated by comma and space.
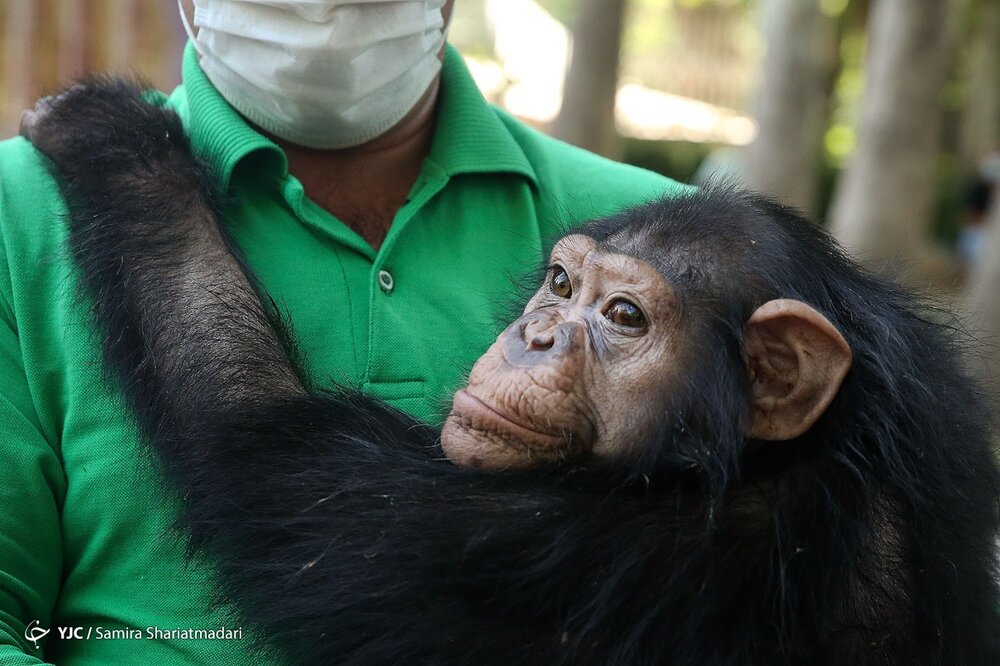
0, 0, 998, 384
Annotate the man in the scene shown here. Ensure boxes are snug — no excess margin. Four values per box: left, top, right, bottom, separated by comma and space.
0, 1, 685, 663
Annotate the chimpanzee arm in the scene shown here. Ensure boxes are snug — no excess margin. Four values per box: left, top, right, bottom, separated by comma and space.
21, 80, 682, 664
21, 79, 305, 443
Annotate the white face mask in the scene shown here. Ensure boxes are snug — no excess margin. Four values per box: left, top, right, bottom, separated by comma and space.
180, 0, 449, 149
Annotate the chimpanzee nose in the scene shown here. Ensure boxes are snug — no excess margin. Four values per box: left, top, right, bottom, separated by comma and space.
524, 319, 556, 352
502, 313, 580, 367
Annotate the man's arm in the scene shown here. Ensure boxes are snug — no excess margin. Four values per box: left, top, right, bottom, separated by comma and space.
0, 195, 63, 664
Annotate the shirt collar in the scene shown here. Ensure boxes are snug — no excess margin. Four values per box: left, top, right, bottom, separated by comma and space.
172, 42, 285, 193
428, 45, 537, 185
171, 41, 537, 192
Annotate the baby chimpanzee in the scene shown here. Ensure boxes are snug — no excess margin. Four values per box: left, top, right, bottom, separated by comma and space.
22, 79, 1000, 665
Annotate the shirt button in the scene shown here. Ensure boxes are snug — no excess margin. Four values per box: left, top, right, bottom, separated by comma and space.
377, 269, 395, 294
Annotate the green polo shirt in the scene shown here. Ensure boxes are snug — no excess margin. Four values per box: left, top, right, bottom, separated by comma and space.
0, 43, 685, 664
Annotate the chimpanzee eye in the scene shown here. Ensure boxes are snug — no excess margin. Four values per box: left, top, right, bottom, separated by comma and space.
550, 266, 572, 298
606, 299, 646, 328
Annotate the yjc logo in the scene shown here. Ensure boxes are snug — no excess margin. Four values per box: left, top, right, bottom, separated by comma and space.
24, 620, 50, 649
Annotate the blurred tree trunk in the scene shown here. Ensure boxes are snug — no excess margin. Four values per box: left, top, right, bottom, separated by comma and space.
959, 0, 1000, 166
828, 0, 959, 267
550, 0, 627, 160
962, 2, 1000, 393
104, 0, 136, 72
2, 0, 39, 130
964, 188, 1000, 392
743, 0, 838, 215
56, 0, 85, 81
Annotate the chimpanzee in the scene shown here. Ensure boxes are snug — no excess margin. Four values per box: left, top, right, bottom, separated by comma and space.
21, 79, 1000, 665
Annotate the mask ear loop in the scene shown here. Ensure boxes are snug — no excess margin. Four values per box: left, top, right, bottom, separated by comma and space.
177, 0, 206, 56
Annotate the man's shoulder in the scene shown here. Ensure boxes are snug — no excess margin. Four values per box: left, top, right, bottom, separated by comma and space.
0, 134, 71, 310
0, 132, 54, 179
0, 134, 65, 209
0, 135, 68, 246
493, 108, 694, 223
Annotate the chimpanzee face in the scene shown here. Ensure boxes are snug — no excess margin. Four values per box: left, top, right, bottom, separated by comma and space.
441, 230, 853, 472
442, 234, 684, 470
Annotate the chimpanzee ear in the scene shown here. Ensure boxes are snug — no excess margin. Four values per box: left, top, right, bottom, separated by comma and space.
743, 299, 852, 441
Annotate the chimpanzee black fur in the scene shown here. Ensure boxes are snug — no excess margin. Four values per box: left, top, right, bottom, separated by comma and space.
22, 79, 1000, 665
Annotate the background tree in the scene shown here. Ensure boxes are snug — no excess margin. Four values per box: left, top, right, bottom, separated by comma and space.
743, 0, 838, 215
965, 188, 1000, 393
958, 0, 1000, 168
828, 0, 959, 269
550, 0, 628, 160
961, 0, 1000, 395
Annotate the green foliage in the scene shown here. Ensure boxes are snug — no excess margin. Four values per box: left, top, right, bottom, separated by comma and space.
449, 0, 493, 57
675, 0, 750, 8
931, 155, 972, 245
825, 24, 866, 168
538, 0, 753, 27
536, 0, 578, 25
819, 0, 850, 17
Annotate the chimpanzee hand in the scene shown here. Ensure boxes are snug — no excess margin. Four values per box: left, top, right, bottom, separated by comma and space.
20, 78, 195, 190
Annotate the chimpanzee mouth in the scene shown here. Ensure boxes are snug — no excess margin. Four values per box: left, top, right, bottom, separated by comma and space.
450, 390, 568, 450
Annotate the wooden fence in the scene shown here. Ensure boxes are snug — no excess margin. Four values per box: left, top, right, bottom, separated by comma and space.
0, 0, 186, 136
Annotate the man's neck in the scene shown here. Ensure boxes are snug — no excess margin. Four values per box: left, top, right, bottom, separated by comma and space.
274, 78, 441, 252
